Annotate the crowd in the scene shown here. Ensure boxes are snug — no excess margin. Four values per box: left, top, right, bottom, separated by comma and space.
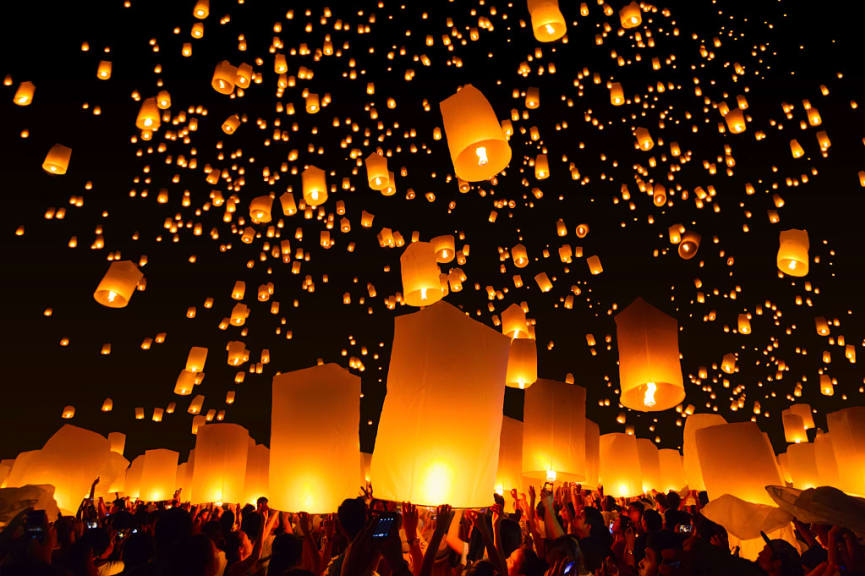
1, 478, 863, 576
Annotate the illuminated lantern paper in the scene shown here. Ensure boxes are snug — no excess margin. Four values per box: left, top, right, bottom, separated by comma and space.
108, 432, 126, 455
371, 301, 509, 507
365, 152, 389, 190
302, 165, 328, 207
186, 347, 208, 373
609, 82, 624, 106
501, 303, 528, 339
523, 379, 586, 481
96, 452, 129, 498
658, 449, 686, 492
212, 60, 236, 94
174, 370, 196, 396
42, 144, 72, 175
123, 455, 144, 499
135, 98, 160, 131
93, 260, 143, 308
781, 411, 807, 444
139, 449, 179, 502
737, 314, 751, 334
400, 241, 444, 307
813, 432, 841, 488
826, 407, 865, 495
695, 422, 783, 505
777, 229, 809, 277
506, 338, 537, 389
786, 443, 819, 489
244, 442, 269, 505
725, 109, 746, 133
683, 413, 727, 491
634, 127, 653, 150
13, 81, 35, 106
431, 235, 456, 264
96, 60, 112, 80
636, 438, 661, 493
512, 244, 529, 268
599, 433, 641, 498
619, 1, 642, 28
585, 420, 600, 487
190, 423, 250, 504
270, 364, 360, 513
678, 231, 701, 260
495, 416, 523, 506
526, 0, 567, 42
193, 0, 209, 19
222, 114, 241, 134
614, 298, 684, 412
439, 84, 512, 182
721, 353, 737, 374
249, 196, 273, 224
3, 451, 40, 490
360, 452, 372, 485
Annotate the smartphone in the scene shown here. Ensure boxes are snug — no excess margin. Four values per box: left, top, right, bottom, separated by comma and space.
372, 513, 397, 539
563, 561, 575, 575
87, 521, 98, 529
26, 510, 46, 538
678, 524, 692, 534
609, 520, 614, 534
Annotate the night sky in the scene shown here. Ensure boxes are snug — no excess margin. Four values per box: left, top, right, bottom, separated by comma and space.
2, 0, 865, 464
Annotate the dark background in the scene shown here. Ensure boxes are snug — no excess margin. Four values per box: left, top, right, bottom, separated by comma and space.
1, 0, 864, 462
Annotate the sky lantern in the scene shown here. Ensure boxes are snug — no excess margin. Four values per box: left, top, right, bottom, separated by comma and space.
244, 442, 269, 505
176, 370, 194, 396
96, 452, 129, 498
13, 81, 34, 106
122, 455, 144, 499
657, 449, 685, 492
634, 127, 653, 150
190, 423, 250, 504
785, 443, 819, 489
505, 335, 537, 388
495, 416, 523, 506
501, 303, 528, 339
526, 0, 567, 42
193, 0, 209, 19
813, 432, 841, 488
512, 244, 529, 268
614, 298, 684, 412
211, 60, 236, 94
301, 165, 327, 207
185, 347, 208, 373
270, 364, 360, 513
636, 438, 661, 493
365, 152, 389, 190
619, 1, 642, 28
788, 403, 814, 429
523, 379, 587, 482
61, 405, 75, 419
737, 314, 751, 334
431, 235, 456, 263
439, 84, 512, 182
139, 449, 179, 502
695, 422, 783, 505
826, 407, 865, 495
678, 231, 701, 260
683, 413, 727, 491
400, 241, 444, 307
371, 301, 509, 507
585, 420, 600, 486
587, 255, 603, 275
96, 60, 112, 80
42, 144, 72, 175
609, 82, 624, 105
135, 97, 161, 131
777, 229, 809, 277
93, 260, 143, 308
108, 432, 125, 455
781, 411, 807, 444
725, 108, 746, 133
599, 433, 641, 497
249, 196, 273, 224
721, 353, 737, 374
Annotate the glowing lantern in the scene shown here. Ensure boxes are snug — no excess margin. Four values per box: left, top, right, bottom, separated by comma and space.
789, 403, 814, 429
400, 241, 444, 307
534, 272, 553, 292
777, 229, 809, 277
431, 235, 456, 263
495, 416, 523, 506
512, 244, 529, 267
190, 423, 250, 504
683, 413, 726, 491
523, 379, 586, 481
636, 438, 661, 493
526, 0, 567, 42
93, 260, 143, 308
186, 347, 208, 373
193, 0, 209, 19
634, 127, 653, 150
244, 443, 269, 505
786, 444, 819, 489
96, 60, 112, 80
212, 61, 236, 94
174, 370, 196, 396
42, 144, 72, 175
108, 432, 125, 455
585, 420, 600, 486
695, 422, 783, 505
156, 90, 171, 109
657, 449, 685, 492
813, 432, 840, 488
365, 152, 389, 190
222, 114, 241, 134
135, 98, 160, 131
139, 449, 179, 502
820, 374, 834, 396
3, 451, 40, 490
122, 455, 144, 499
506, 338, 537, 389
249, 196, 273, 224
13, 81, 35, 106
826, 407, 865, 495
610, 82, 624, 105
61, 405, 75, 419
587, 255, 603, 275
270, 364, 360, 512
619, 1, 642, 28
439, 84, 512, 182
371, 301, 509, 506
782, 411, 807, 444
96, 452, 129, 498
599, 433, 641, 497
725, 109, 746, 133
678, 231, 701, 260
301, 165, 327, 207
614, 298, 684, 412
101, 398, 113, 412
525, 87, 540, 109
501, 303, 528, 339
721, 353, 737, 374
738, 314, 751, 334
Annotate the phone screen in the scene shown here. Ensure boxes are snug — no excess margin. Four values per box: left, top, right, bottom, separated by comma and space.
609, 520, 614, 534
563, 561, 575, 575
372, 515, 395, 539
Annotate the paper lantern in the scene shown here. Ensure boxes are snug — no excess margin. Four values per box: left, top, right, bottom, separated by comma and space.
725, 109, 746, 133
495, 417, 523, 505
431, 235, 456, 263
695, 422, 783, 505
585, 420, 600, 487
506, 338, 537, 389
249, 196, 272, 224
139, 449, 179, 502
186, 347, 208, 373
400, 241, 444, 307
13, 81, 35, 106
212, 60, 236, 94
512, 244, 529, 267
188, 395, 205, 415
526, 0, 566, 42
301, 165, 327, 207
634, 127, 653, 150
721, 353, 737, 374
609, 82, 624, 105
534, 154, 549, 179
657, 449, 686, 492
636, 438, 661, 493
226, 341, 249, 366
365, 152, 389, 190
360, 452, 372, 485
813, 432, 841, 488
619, 1, 642, 28
174, 370, 196, 396
737, 314, 751, 334
42, 144, 72, 175
61, 405, 75, 419
190, 423, 250, 504
826, 407, 865, 495
786, 444, 819, 489
270, 364, 360, 512
122, 455, 144, 499
599, 433, 641, 497
135, 98, 160, 131
96, 60, 112, 80
101, 398, 113, 412
501, 304, 527, 339
782, 411, 807, 444
93, 260, 143, 308
96, 452, 129, 498
587, 255, 603, 275
678, 231, 701, 260
614, 298, 684, 412
777, 229, 809, 277
683, 413, 727, 491
439, 84, 512, 182
193, 0, 209, 19
820, 374, 834, 396
371, 301, 509, 507
523, 379, 586, 481
108, 432, 126, 455
156, 90, 171, 109
244, 442, 270, 505
222, 114, 241, 134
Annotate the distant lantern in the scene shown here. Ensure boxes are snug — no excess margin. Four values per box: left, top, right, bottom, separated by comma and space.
820, 374, 834, 396
400, 241, 444, 307
431, 235, 456, 263
108, 432, 125, 455
826, 407, 865, 495
506, 338, 537, 389
782, 412, 807, 444
190, 423, 250, 504
139, 449, 179, 503
211, 60, 236, 95
135, 98, 161, 131
634, 127, 653, 150
222, 114, 241, 134
301, 165, 327, 207
93, 260, 143, 308
512, 244, 529, 268
657, 449, 686, 492
61, 405, 75, 419
523, 379, 587, 481
193, 0, 209, 19
534, 272, 553, 292
526, 0, 567, 42
678, 231, 701, 260
619, 1, 642, 28
13, 81, 35, 106
585, 420, 600, 486
614, 298, 684, 412
786, 443, 819, 489
789, 403, 814, 429
599, 433, 641, 497
371, 301, 510, 507
174, 370, 197, 396
737, 314, 751, 334
270, 364, 360, 512
636, 438, 661, 493
186, 347, 208, 373
495, 416, 523, 506
96, 60, 112, 80
365, 152, 389, 190
101, 398, 114, 412
439, 84, 512, 182
695, 422, 783, 505
587, 255, 603, 275
249, 196, 273, 224
156, 90, 171, 109
721, 353, 737, 374
501, 303, 528, 339
609, 82, 624, 105
777, 229, 809, 277
725, 108, 746, 133
42, 144, 72, 175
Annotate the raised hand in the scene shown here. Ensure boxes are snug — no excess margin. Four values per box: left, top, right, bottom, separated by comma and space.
435, 504, 454, 535
402, 502, 419, 542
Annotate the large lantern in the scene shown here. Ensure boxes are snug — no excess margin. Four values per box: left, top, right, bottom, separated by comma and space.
301, 165, 328, 207
495, 416, 524, 506
657, 449, 686, 493
400, 241, 444, 307
270, 364, 360, 512
523, 379, 586, 482
139, 449, 179, 502
371, 301, 509, 507
439, 84, 512, 182
614, 298, 684, 412
619, 2, 642, 28
365, 152, 389, 190
683, 413, 727, 491
585, 420, 600, 487
599, 433, 641, 498
781, 412, 807, 444
777, 229, 809, 277
785, 443, 819, 489
636, 438, 661, 493
506, 338, 538, 389
244, 442, 269, 505
501, 303, 528, 339
526, 0, 567, 42
813, 432, 840, 488
93, 261, 143, 308
826, 407, 865, 495
788, 403, 814, 429
190, 423, 250, 504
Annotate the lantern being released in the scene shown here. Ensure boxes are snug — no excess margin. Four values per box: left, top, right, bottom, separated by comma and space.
683, 413, 726, 491
371, 301, 510, 507
501, 303, 528, 339
523, 379, 587, 482
777, 229, 809, 277
190, 423, 250, 504
495, 416, 523, 504
614, 298, 684, 412
139, 449, 179, 503
93, 260, 143, 308
270, 364, 360, 513
439, 84, 512, 182
599, 433, 641, 498
400, 241, 444, 307
526, 0, 567, 42
244, 443, 270, 505
506, 337, 537, 389
42, 144, 72, 175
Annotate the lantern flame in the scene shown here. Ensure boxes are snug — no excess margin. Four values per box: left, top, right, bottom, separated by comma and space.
546, 469, 557, 482
644, 381, 657, 407
475, 146, 489, 166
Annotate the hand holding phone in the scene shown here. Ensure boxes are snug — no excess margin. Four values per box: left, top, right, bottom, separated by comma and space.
371, 512, 398, 539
